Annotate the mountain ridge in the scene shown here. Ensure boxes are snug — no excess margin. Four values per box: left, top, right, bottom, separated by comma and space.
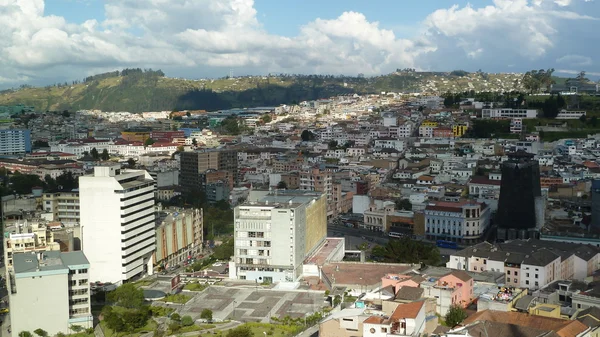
0, 69, 542, 113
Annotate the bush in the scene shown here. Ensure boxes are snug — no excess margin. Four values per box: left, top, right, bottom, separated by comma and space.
445, 304, 468, 328
170, 313, 181, 321
200, 309, 213, 321
181, 315, 194, 327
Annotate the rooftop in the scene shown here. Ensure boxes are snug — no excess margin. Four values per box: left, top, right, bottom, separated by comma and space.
304, 238, 344, 266
321, 262, 414, 286
13, 251, 89, 276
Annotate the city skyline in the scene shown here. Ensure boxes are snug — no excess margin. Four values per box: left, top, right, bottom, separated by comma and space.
1, 0, 599, 88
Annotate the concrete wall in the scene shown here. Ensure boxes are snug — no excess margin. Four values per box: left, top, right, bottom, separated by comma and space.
305, 195, 327, 255
10, 272, 70, 336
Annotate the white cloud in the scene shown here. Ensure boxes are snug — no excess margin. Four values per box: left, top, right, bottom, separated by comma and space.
0, 0, 598, 87
556, 54, 593, 66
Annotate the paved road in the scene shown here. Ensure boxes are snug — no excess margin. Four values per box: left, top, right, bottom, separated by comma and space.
328, 223, 460, 257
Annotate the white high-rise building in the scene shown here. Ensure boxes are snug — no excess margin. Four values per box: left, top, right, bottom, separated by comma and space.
80, 164, 156, 284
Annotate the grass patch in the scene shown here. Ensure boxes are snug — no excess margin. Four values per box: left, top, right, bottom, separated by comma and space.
160, 293, 192, 304
183, 283, 209, 291
149, 306, 175, 317
344, 296, 357, 303
100, 318, 157, 337
210, 322, 302, 337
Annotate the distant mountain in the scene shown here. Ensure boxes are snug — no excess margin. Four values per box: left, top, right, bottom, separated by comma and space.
0, 69, 530, 113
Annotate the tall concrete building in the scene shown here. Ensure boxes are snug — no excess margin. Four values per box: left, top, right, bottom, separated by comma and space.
179, 149, 238, 192
8, 251, 93, 336
42, 191, 81, 224
0, 129, 31, 155
497, 150, 543, 240
79, 165, 156, 284
230, 190, 327, 283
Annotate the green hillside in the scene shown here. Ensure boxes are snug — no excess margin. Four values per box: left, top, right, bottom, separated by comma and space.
0, 68, 530, 113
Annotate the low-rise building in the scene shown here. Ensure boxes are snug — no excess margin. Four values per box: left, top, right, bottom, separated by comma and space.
42, 191, 80, 224
424, 200, 491, 244
8, 251, 93, 336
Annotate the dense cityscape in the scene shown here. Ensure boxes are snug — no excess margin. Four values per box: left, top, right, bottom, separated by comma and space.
2, 0, 600, 336
0, 69, 598, 337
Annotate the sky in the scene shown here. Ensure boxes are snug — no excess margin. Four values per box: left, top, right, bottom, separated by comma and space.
1, 0, 599, 88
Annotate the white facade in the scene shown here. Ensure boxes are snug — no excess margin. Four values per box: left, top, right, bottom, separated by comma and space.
80, 165, 156, 284
556, 110, 586, 119
374, 139, 405, 152
481, 108, 538, 119
0, 129, 30, 155
231, 191, 326, 283
9, 251, 93, 336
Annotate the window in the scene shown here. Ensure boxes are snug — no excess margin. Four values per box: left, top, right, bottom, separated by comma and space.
514, 278, 517, 283
526, 273, 530, 277
381, 328, 388, 333
79, 269, 88, 274
78, 279, 88, 286
535, 274, 539, 279
514, 271, 518, 276
535, 281, 539, 287
526, 280, 530, 285
507, 270, 511, 275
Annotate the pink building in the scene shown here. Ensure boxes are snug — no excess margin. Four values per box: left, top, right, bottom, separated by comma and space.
382, 274, 425, 295
437, 271, 474, 309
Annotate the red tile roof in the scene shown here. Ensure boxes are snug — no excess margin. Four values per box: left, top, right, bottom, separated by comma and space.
390, 300, 425, 320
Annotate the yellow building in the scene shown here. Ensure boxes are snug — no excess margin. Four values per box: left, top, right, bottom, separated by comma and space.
422, 120, 438, 127
529, 303, 569, 319
453, 124, 469, 137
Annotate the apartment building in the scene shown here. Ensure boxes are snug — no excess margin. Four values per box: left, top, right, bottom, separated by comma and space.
481, 108, 538, 119
3, 222, 61, 268
0, 129, 31, 155
424, 200, 491, 244
42, 191, 80, 224
230, 190, 327, 283
300, 168, 335, 218
453, 124, 468, 138
421, 271, 474, 316
374, 138, 405, 152
556, 110, 586, 120
8, 251, 93, 336
80, 165, 156, 284
179, 149, 238, 191
154, 208, 203, 269
447, 240, 600, 290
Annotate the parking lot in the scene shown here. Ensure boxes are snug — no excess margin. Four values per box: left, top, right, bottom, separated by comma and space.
177, 287, 324, 323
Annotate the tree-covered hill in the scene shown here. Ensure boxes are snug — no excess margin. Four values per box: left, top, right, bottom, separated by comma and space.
0, 68, 541, 113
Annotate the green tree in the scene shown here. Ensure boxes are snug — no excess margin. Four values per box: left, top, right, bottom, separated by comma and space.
181, 315, 194, 326
170, 313, 181, 322
395, 198, 412, 211
328, 140, 338, 149
276, 181, 287, 189
56, 172, 78, 191
127, 158, 136, 169
212, 239, 234, 260
70, 325, 83, 333
591, 116, 598, 127
200, 309, 213, 321
226, 325, 253, 337
107, 283, 145, 309
168, 322, 181, 333
100, 149, 110, 161
33, 329, 48, 337
371, 237, 441, 266
260, 114, 272, 123
300, 130, 315, 141
90, 147, 99, 160
19, 332, 33, 337
144, 138, 156, 146
445, 304, 468, 327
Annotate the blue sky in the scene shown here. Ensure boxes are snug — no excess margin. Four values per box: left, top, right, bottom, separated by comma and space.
2, 0, 599, 87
